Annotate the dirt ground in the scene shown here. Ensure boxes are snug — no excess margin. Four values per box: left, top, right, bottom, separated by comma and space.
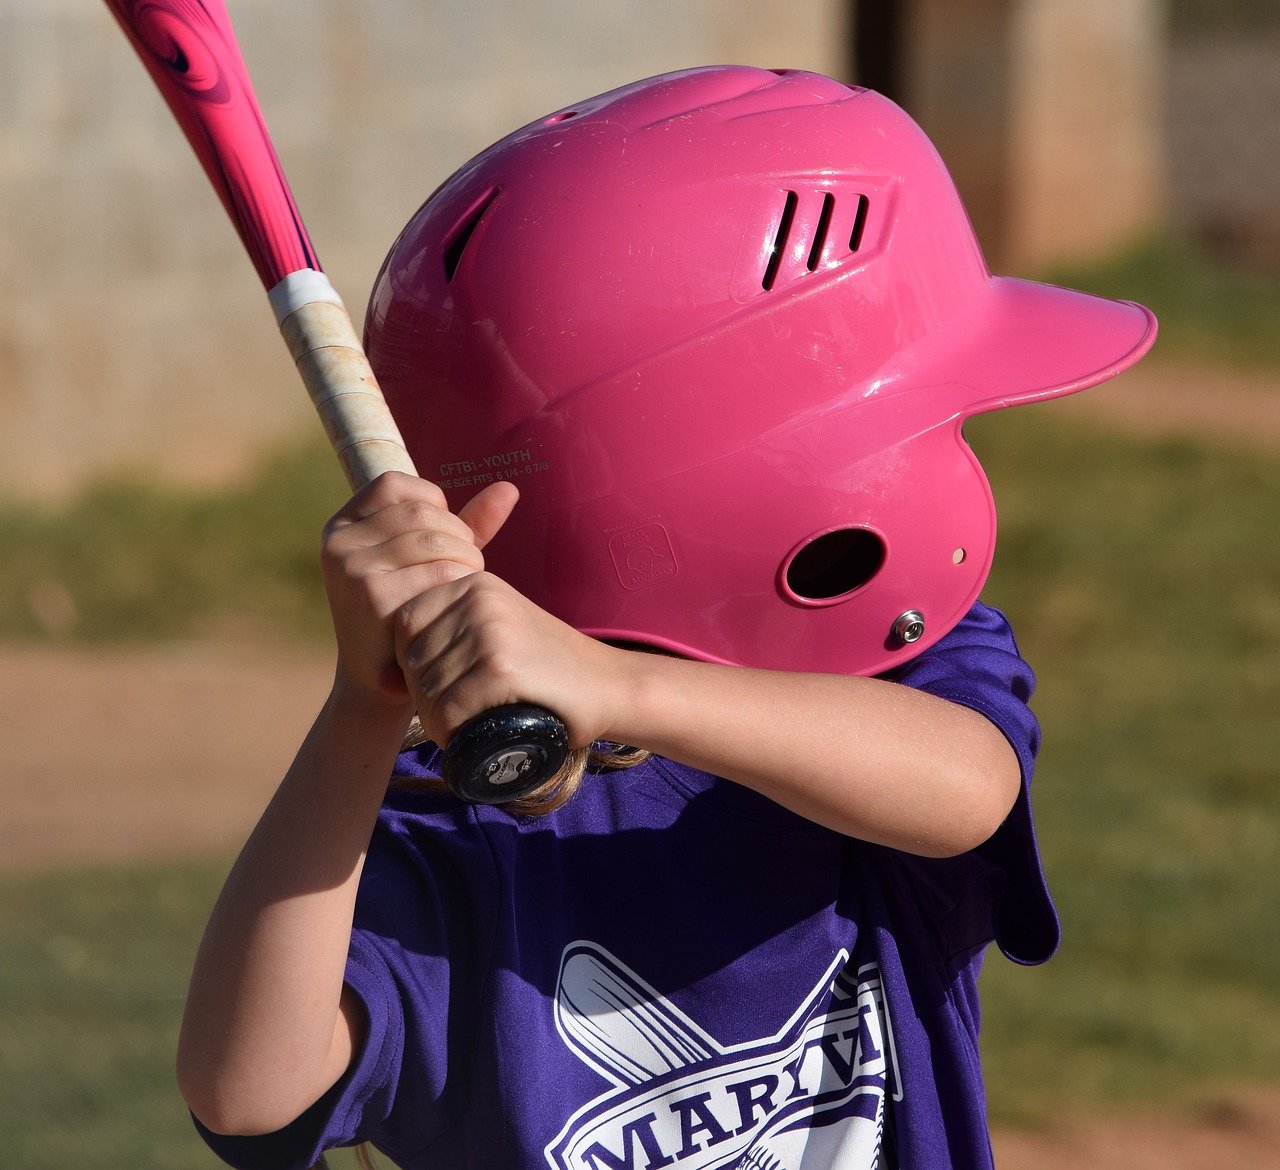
2, 356, 1278, 1166
0, 640, 334, 870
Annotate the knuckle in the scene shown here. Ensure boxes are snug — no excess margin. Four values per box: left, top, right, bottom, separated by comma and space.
477, 648, 518, 687
420, 528, 458, 558
392, 599, 423, 642
366, 470, 407, 502
473, 606, 514, 642
402, 499, 437, 529
319, 533, 342, 567
418, 479, 448, 508
433, 692, 469, 737
469, 583, 511, 623
322, 544, 361, 585
320, 514, 351, 553
461, 568, 498, 597
435, 559, 478, 586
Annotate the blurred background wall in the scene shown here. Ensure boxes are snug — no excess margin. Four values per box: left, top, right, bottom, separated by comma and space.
0, 0, 1276, 499
3, 0, 852, 499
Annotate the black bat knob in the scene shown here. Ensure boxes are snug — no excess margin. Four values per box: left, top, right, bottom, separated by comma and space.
440, 704, 570, 804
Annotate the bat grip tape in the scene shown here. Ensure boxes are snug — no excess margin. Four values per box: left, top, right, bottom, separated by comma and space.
270, 270, 417, 489
269, 273, 568, 803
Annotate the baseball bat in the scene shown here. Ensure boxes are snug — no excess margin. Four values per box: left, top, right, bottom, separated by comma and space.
102, 0, 568, 804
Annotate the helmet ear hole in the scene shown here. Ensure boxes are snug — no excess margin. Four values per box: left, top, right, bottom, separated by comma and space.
783, 528, 886, 603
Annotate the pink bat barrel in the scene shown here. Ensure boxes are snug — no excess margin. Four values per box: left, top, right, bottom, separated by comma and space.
102, 0, 571, 805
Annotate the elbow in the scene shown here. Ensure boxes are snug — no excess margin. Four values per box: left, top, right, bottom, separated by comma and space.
925, 757, 1022, 859
180, 1092, 301, 1140
177, 1051, 300, 1138
923, 812, 1007, 859
176, 1011, 356, 1137
177, 1062, 231, 1136
175, 1038, 216, 1129
176, 1071, 251, 1139
177, 1033, 240, 1135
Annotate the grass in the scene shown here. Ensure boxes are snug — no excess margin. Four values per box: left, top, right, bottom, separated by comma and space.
1046, 234, 1280, 372
3, 232, 1280, 1155
0, 860, 226, 1169
0, 440, 347, 645
970, 408, 1280, 1123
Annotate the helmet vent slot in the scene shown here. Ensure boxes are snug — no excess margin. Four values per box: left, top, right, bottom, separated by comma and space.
807, 192, 836, 271
443, 188, 499, 282
785, 528, 886, 602
849, 193, 870, 253
762, 190, 799, 290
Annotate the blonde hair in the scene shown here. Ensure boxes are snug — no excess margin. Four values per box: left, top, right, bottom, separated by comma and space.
396, 715, 650, 816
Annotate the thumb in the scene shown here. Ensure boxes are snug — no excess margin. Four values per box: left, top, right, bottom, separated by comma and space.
457, 481, 520, 549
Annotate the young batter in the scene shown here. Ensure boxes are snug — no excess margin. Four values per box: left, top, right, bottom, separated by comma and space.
178, 67, 1156, 1169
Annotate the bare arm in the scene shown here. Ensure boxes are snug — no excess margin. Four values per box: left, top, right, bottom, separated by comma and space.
602, 654, 1020, 857
399, 577, 1020, 861
177, 687, 409, 1135
178, 474, 519, 1135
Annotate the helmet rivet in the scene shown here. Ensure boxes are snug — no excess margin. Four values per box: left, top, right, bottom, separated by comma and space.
892, 610, 926, 644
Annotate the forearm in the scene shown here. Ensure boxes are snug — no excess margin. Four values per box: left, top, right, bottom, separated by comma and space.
177, 682, 412, 1135
607, 653, 1020, 857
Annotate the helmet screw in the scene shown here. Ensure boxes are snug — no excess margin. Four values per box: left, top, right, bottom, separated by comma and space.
892, 610, 926, 645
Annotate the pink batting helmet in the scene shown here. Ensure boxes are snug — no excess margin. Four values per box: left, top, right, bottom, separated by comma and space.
365, 66, 1156, 677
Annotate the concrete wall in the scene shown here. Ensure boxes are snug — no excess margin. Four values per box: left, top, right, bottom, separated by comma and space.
14, 1, 1260, 500
902, 0, 1167, 272
1167, 28, 1280, 266
1006, 0, 1166, 270
0, 0, 848, 499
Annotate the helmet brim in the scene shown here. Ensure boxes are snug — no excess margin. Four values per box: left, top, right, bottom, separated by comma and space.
913, 277, 1158, 416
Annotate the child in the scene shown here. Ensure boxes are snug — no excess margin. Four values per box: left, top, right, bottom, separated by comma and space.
178, 67, 1156, 1169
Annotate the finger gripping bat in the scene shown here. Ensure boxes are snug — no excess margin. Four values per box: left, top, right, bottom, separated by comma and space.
104, 0, 569, 804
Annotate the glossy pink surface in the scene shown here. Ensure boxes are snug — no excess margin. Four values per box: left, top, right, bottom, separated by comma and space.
366, 66, 1157, 677
104, 0, 318, 288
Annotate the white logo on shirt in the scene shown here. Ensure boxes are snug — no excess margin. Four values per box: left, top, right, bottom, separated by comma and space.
545, 943, 901, 1170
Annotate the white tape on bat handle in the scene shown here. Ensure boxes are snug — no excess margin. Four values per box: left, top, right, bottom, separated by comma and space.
270, 270, 417, 489
268, 268, 345, 321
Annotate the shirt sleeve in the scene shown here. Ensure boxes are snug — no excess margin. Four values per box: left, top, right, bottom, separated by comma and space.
193, 776, 500, 1169
886, 600, 1061, 966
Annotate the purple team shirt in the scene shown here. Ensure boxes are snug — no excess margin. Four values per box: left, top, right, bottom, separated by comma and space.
197, 601, 1058, 1170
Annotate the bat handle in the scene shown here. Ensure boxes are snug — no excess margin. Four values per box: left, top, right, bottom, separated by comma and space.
440, 704, 571, 804
272, 271, 417, 487
271, 271, 571, 804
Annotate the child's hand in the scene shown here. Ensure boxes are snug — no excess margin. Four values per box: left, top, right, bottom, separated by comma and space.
320, 472, 519, 709
392, 565, 627, 753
